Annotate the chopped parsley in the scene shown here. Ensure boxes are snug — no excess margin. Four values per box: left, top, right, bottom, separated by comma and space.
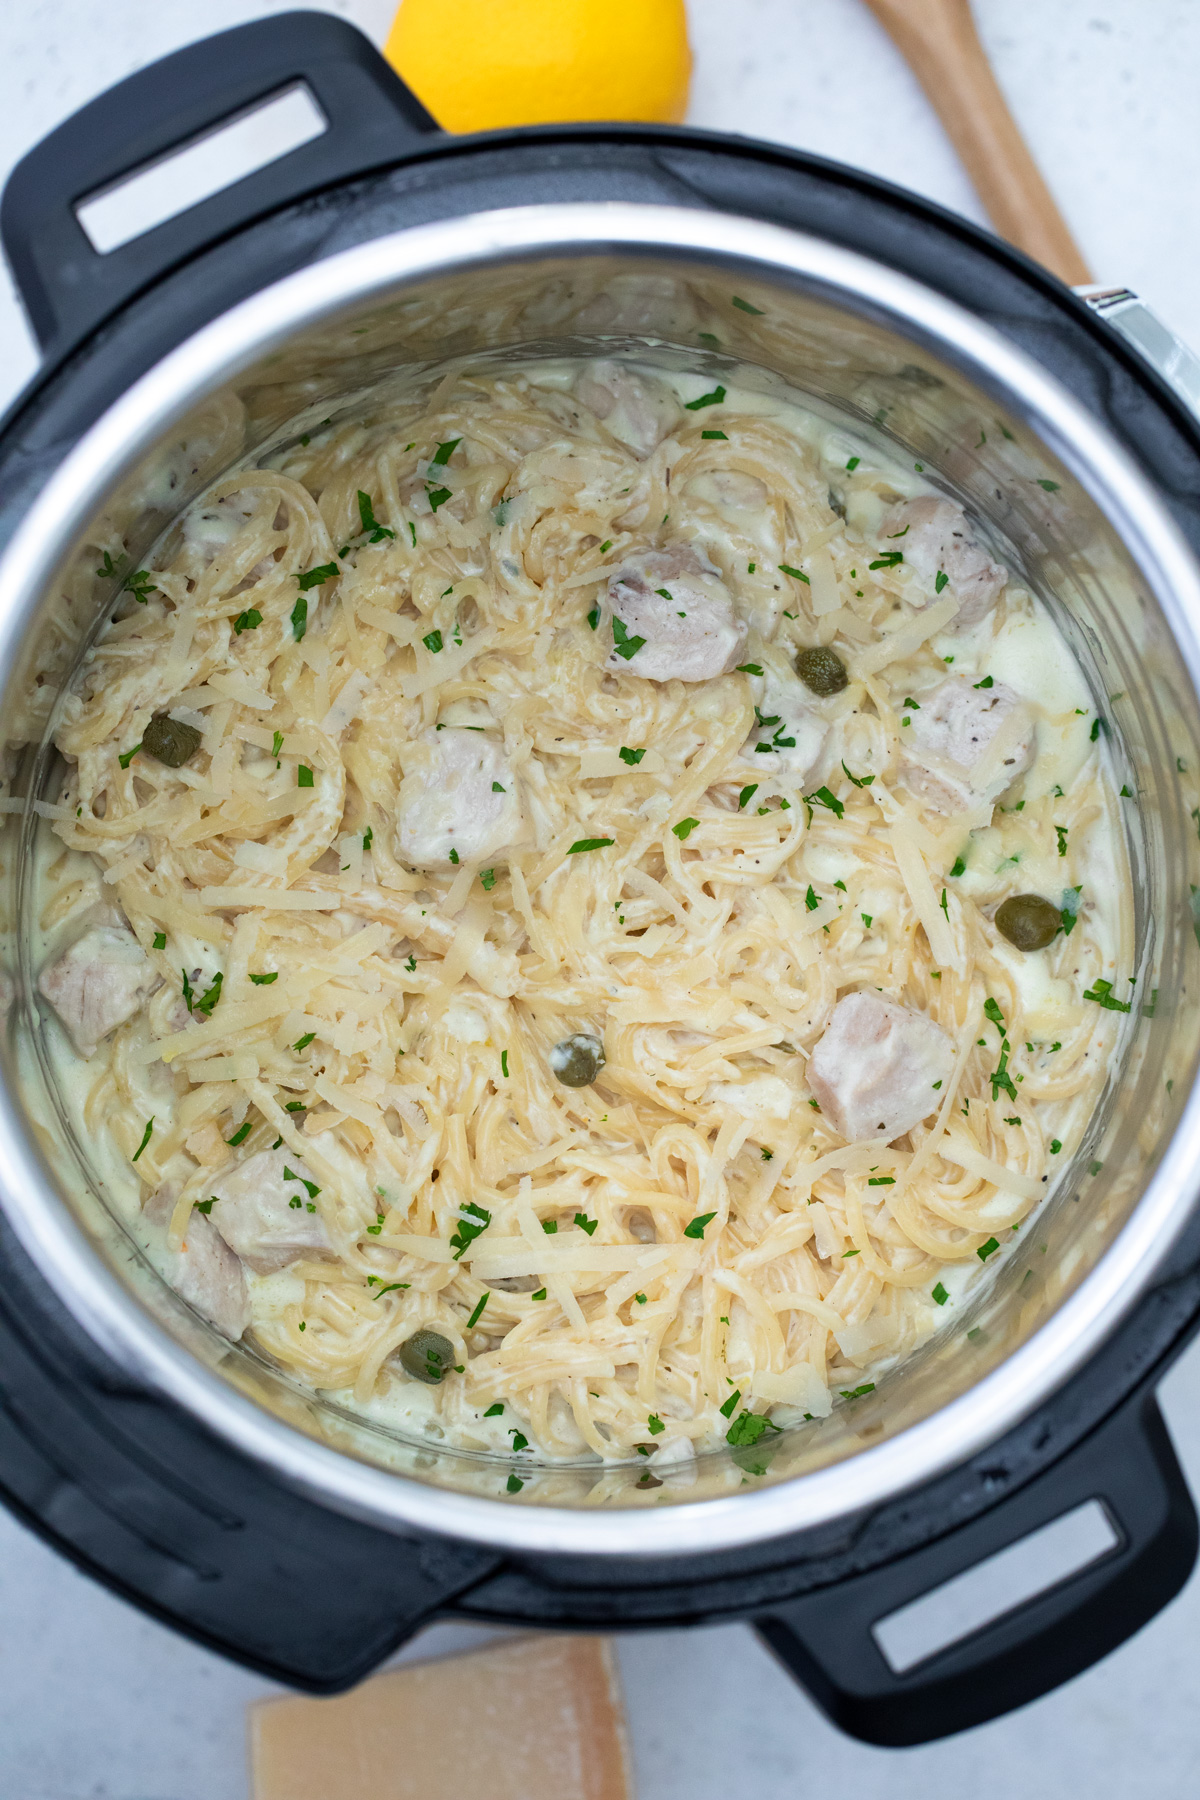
738, 783, 758, 809
845, 456, 861, 472
611, 615, 646, 661
1091, 716, 1106, 742
932, 1282, 949, 1305
779, 563, 809, 583
152, 931, 166, 950
977, 1237, 1000, 1261
841, 761, 875, 788
191, 971, 223, 1017
736, 663, 764, 677
862, 913, 873, 928
293, 1031, 316, 1052
467, 1293, 489, 1329
984, 997, 1006, 1032
574, 1213, 597, 1236
430, 437, 461, 466
132, 1118, 154, 1162
672, 817, 700, 840
249, 971, 278, 985
500, 1049, 509, 1077
1050, 1138, 1062, 1155
1036, 479, 1060, 492
296, 563, 337, 592
973, 675, 994, 690
719, 1389, 741, 1418
1061, 886, 1081, 936
356, 490, 395, 542
619, 746, 646, 766
290, 596, 309, 641
448, 848, 459, 864
727, 1410, 781, 1445
869, 551, 904, 570
297, 764, 314, 788
805, 884, 819, 912
479, 868, 497, 892
423, 629, 443, 654
805, 786, 845, 820
935, 570, 950, 594
484, 1403, 504, 1417
195, 1198, 217, 1215
450, 1201, 492, 1260
426, 485, 452, 512
568, 836, 614, 854
950, 854, 967, 878
990, 1041, 1018, 1103
507, 1474, 524, 1493
731, 295, 764, 314
1082, 978, 1132, 1012
685, 385, 726, 411
118, 743, 141, 769
702, 428, 728, 440
683, 1210, 717, 1239
587, 606, 600, 630
531, 1288, 547, 1301
868, 1176, 895, 1186
840, 1384, 876, 1401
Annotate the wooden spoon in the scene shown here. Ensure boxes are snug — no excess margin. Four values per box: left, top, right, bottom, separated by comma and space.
862, 0, 1091, 284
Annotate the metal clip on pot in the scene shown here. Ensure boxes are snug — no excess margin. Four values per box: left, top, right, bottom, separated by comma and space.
2, 12, 1200, 1751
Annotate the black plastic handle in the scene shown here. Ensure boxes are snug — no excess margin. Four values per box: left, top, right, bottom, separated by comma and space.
756, 1391, 1197, 1746
0, 11, 439, 358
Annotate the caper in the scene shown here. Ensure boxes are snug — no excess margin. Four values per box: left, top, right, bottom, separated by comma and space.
548, 1033, 606, 1088
796, 646, 848, 697
399, 1328, 456, 1384
142, 713, 202, 768
995, 893, 1062, 951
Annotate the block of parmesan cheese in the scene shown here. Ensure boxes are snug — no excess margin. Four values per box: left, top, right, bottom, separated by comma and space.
250, 1633, 632, 1800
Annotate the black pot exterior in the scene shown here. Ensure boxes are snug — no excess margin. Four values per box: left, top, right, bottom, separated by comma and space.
2, 10, 1200, 1747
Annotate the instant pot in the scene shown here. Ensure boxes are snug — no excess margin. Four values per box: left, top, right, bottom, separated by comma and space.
3, 12, 1200, 1748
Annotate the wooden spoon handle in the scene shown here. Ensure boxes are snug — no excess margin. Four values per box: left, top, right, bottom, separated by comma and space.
862, 0, 1092, 285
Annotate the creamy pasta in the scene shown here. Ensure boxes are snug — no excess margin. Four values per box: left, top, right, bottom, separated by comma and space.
34, 357, 1132, 1470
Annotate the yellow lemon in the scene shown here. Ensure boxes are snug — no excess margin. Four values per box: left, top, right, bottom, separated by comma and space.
383, 0, 692, 133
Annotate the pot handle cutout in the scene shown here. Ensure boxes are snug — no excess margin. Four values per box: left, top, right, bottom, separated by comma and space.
0, 11, 439, 357
755, 1390, 1197, 1746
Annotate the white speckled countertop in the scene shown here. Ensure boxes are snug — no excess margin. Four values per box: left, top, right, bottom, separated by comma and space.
3, 4, 1200, 1795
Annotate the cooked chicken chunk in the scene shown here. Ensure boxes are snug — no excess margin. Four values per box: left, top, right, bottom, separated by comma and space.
574, 359, 681, 459
396, 728, 523, 870
903, 675, 1035, 814
742, 667, 828, 781
146, 1185, 250, 1340
207, 1149, 333, 1273
606, 545, 747, 682
881, 496, 1008, 629
38, 924, 158, 1056
808, 993, 954, 1143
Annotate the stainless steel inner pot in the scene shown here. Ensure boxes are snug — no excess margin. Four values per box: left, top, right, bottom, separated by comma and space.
2, 203, 1200, 1558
